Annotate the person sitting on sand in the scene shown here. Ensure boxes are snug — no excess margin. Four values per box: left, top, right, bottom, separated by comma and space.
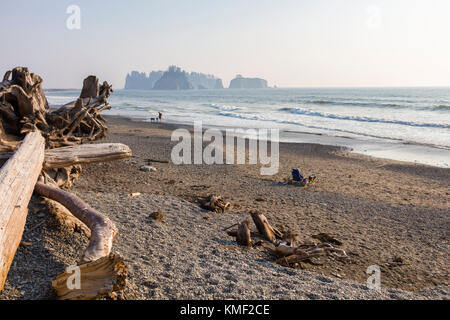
158, 112, 162, 122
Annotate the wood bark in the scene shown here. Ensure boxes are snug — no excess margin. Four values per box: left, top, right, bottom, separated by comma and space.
0, 132, 45, 290
52, 254, 127, 300
34, 182, 118, 263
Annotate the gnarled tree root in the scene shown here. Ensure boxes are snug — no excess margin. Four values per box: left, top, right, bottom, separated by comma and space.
34, 182, 118, 264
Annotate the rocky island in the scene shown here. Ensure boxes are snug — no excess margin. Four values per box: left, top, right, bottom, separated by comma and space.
229, 74, 268, 89
124, 66, 223, 90
125, 71, 164, 90
153, 66, 193, 90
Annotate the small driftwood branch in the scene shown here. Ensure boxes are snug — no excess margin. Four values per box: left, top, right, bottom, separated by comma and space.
250, 210, 282, 243
200, 194, 231, 213
0, 132, 45, 291
34, 182, 118, 263
236, 219, 252, 246
52, 254, 127, 300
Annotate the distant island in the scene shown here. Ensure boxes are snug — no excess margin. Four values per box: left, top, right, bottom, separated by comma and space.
229, 75, 268, 89
125, 66, 223, 90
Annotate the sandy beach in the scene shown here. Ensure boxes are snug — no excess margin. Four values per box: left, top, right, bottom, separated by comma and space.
0, 115, 448, 300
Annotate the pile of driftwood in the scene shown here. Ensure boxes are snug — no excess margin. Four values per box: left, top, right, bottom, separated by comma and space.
228, 211, 349, 268
0, 67, 132, 299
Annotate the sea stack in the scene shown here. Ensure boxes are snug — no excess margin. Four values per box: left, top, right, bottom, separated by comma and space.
153, 66, 193, 90
229, 74, 268, 89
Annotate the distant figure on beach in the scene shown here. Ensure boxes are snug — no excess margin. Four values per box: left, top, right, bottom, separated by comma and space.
158, 112, 163, 122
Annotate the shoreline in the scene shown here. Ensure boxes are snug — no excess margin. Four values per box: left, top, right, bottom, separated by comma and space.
107, 114, 450, 169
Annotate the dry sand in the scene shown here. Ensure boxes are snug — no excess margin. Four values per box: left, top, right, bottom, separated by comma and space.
1, 116, 449, 300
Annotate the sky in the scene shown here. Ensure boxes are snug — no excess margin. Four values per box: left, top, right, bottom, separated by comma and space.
1, 0, 450, 88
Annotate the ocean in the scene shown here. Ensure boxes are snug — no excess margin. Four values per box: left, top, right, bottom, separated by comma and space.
45, 87, 450, 168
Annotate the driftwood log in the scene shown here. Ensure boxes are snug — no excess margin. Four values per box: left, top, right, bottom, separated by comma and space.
0, 132, 45, 290
0, 143, 132, 169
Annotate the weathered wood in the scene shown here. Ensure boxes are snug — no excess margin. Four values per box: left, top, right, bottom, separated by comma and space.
0, 68, 112, 149
80, 76, 100, 99
250, 210, 281, 243
43, 143, 132, 169
52, 254, 127, 300
236, 219, 252, 246
0, 132, 45, 291
43, 198, 91, 238
34, 182, 118, 263
0, 143, 132, 169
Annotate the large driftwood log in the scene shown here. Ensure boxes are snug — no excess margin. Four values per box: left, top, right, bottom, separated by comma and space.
0, 132, 45, 291
0, 143, 132, 169
52, 254, 127, 300
43, 143, 132, 169
34, 182, 118, 263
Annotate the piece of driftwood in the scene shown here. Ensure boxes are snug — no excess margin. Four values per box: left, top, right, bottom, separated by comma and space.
250, 210, 282, 243
0, 143, 132, 169
34, 182, 118, 263
0, 132, 45, 290
43, 198, 91, 237
200, 194, 231, 213
273, 242, 350, 268
236, 220, 252, 246
43, 143, 132, 169
0, 67, 112, 149
43, 165, 82, 188
52, 254, 127, 300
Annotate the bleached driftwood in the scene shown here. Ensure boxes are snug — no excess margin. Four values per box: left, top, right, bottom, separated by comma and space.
34, 182, 118, 264
43, 143, 132, 169
52, 254, 127, 300
0, 143, 132, 169
0, 132, 45, 290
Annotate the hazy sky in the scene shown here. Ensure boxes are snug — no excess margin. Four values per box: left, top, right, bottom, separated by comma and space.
1, 0, 450, 88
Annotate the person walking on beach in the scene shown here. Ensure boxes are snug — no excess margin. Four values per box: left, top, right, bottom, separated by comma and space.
158, 112, 163, 122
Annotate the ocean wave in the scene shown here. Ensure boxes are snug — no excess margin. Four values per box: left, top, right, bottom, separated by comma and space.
433, 104, 450, 110
209, 104, 240, 111
278, 107, 450, 129
218, 111, 409, 142
306, 100, 405, 109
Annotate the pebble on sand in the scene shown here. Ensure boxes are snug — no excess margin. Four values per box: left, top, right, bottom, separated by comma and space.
140, 165, 157, 172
